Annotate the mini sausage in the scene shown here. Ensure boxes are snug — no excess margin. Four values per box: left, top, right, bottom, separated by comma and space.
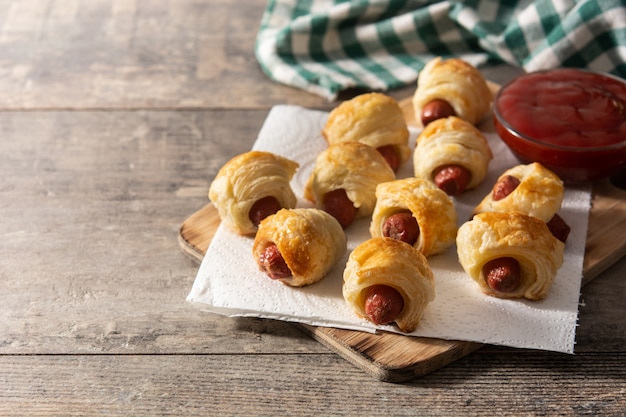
382, 210, 420, 245
249, 196, 282, 227
433, 164, 471, 196
376, 145, 400, 172
421, 99, 456, 126
364, 284, 405, 326
482, 257, 521, 293
547, 213, 571, 243
492, 175, 521, 201
322, 188, 358, 228
258, 244, 292, 280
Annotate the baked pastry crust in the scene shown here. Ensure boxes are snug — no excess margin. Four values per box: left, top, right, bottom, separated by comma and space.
209, 151, 299, 235
413, 116, 493, 190
252, 208, 347, 287
343, 237, 435, 332
456, 211, 565, 300
370, 177, 457, 256
473, 162, 564, 222
304, 142, 395, 219
323, 92, 411, 166
412, 57, 493, 125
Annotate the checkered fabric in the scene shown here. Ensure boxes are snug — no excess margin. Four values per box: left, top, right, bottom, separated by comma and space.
255, 0, 626, 100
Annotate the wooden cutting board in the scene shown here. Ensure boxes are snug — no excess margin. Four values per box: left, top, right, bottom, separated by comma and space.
178, 97, 626, 383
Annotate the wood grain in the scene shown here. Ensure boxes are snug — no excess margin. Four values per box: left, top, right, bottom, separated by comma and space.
1, 352, 625, 415
2, 0, 625, 413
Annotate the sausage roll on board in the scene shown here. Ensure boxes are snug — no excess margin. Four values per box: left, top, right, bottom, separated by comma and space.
413, 116, 493, 195
369, 178, 457, 256
322, 92, 411, 171
456, 211, 565, 300
209, 151, 299, 235
304, 142, 396, 228
342, 237, 435, 332
473, 163, 570, 243
252, 208, 347, 287
412, 57, 493, 126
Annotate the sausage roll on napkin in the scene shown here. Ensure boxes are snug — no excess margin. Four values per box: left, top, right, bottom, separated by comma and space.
253, 208, 347, 287
413, 116, 493, 195
412, 57, 493, 126
369, 177, 457, 256
209, 151, 299, 235
472, 162, 564, 223
457, 211, 565, 300
473, 162, 571, 243
322, 92, 411, 171
343, 237, 435, 332
304, 142, 395, 228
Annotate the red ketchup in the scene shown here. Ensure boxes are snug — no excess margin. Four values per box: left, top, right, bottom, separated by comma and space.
494, 69, 626, 182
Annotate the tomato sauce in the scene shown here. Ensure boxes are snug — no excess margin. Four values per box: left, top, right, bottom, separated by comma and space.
496, 69, 626, 148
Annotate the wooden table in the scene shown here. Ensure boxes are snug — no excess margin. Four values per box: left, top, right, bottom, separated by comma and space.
1, 1, 624, 415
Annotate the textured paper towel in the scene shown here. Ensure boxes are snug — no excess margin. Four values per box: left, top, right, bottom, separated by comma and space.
187, 105, 591, 353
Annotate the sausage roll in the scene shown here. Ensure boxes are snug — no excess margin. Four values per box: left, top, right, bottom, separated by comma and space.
322, 92, 411, 171
209, 151, 299, 235
472, 162, 564, 223
456, 211, 565, 300
304, 142, 396, 228
413, 116, 493, 195
343, 237, 435, 332
412, 57, 493, 126
252, 208, 347, 287
369, 178, 457, 256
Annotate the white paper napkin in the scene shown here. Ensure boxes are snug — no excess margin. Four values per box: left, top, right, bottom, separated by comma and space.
187, 105, 591, 353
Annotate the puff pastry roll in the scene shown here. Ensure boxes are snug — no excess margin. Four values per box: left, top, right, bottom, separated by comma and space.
253, 208, 347, 287
456, 211, 565, 300
209, 151, 299, 235
304, 142, 395, 228
472, 163, 564, 223
369, 178, 457, 256
343, 237, 435, 332
322, 92, 411, 171
413, 116, 493, 195
412, 57, 493, 126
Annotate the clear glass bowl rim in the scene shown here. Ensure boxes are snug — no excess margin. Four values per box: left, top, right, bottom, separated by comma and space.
493, 68, 626, 153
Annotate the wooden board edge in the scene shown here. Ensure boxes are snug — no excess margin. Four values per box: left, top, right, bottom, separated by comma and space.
298, 324, 482, 383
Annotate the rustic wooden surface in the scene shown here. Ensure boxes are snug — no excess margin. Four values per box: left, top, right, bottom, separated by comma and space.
1, 0, 625, 415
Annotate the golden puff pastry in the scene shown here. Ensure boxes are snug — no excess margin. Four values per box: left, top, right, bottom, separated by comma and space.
343, 237, 435, 332
369, 178, 457, 256
322, 92, 411, 171
304, 142, 395, 228
252, 208, 347, 287
209, 151, 299, 235
456, 211, 565, 300
472, 162, 564, 223
413, 116, 493, 194
412, 57, 493, 126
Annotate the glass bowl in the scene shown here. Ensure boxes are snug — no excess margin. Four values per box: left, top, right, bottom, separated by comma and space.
493, 68, 626, 182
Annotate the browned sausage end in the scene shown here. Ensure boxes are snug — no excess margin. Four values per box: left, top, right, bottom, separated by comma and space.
547, 213, 571, 243
421, 99, 456, 126
258, 244, 292, 280
482, 257, 521, 293
364, 284, 405, 326
382, 210, 420, 245
492, 175, 521, 201
376, 145, 400, 172
322, 188, 357, 228
433, 164, 471, 196
249, 196, 282, 227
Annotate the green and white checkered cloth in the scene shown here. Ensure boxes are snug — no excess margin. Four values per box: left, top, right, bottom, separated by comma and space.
255, 0, 626, 100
